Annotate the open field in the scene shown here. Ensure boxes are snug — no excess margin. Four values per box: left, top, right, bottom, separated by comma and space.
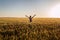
0, 17, 60, 40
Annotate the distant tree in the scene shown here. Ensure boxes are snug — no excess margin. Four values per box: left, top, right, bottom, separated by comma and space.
25, 14, 36, 22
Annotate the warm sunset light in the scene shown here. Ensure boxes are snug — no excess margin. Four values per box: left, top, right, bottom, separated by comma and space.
0, 0, 60, 40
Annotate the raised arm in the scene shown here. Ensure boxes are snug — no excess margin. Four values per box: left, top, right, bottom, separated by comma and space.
25, 15, 29, 18
32, 14, 36, 18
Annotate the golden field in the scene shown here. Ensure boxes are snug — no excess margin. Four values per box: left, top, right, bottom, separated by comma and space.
0, 17, 60, 40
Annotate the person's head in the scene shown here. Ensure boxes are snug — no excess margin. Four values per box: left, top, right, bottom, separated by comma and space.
30, 16, 31, 17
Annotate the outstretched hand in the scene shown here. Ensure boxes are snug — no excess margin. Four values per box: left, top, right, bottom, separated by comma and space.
25, 15, 28, 17
32, 14, 36, 18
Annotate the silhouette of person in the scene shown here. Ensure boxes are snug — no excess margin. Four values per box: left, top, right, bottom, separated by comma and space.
25, 14, 36, 22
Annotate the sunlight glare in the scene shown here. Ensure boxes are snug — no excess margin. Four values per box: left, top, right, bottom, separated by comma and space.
49, 3, 60, 18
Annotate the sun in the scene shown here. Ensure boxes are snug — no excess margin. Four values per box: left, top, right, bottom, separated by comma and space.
49, 3, 60, 18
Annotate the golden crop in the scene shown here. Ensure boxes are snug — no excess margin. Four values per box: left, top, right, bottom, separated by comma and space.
0, 17, 60, 40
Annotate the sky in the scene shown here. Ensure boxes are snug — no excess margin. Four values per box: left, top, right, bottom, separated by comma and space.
0, 0, 60, 18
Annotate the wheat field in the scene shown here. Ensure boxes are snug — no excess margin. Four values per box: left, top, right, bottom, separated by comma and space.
0, 17, 60, 40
